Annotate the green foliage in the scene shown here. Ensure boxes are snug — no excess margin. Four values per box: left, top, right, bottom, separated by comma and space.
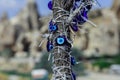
92, 54, 120, 71
93, 59, 112, 70
112, 55, 120, 64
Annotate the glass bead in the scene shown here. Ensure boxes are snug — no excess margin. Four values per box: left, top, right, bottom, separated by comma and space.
71, 56, 76, 65
47, 41, 53, 52
49, 21, 58, 32
55, 35, 69, 46
57, 37, 65, 45
48, 1, 53, 10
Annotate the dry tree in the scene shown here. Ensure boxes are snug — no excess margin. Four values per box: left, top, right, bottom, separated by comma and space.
40, 0, 99, 80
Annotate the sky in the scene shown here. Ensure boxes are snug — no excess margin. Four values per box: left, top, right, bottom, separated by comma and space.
0, 0, 113, 18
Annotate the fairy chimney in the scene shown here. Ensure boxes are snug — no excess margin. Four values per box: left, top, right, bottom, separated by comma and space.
27, 0, 42, 30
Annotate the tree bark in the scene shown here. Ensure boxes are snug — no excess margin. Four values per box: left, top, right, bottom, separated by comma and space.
52, 0, 73, 80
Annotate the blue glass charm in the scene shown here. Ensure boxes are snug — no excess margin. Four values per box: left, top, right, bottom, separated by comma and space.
49, 21, 58, 32
48, 1, 53, 10
56, 36, 65, 45
72, 72, 76, 80
55, 35, 68, 46
57, 37, 65, 45
46, 41, 53, 52
49, 25, 58, 32
71, 56, 76, 65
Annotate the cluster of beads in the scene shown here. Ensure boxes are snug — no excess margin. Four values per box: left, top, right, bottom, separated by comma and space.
70, 0, 93, 32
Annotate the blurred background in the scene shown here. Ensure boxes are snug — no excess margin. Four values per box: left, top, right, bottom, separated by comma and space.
0, 0, 120, 80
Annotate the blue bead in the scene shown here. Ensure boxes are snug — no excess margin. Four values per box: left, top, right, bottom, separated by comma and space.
52, 25, 57, 31
48, 1, 53, 10
57, 37, 65, 45
49, 21, 58, 32
49, 25, 53, 30
49, 25, 57, 31
49, 45, 53, 50
46, 41, 53, 52
71, 57, 76, 65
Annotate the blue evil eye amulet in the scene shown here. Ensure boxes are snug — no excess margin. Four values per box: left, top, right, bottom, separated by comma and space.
46, 41, 53, 52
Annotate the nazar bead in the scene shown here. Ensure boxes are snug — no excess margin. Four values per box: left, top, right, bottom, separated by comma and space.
49, 25, 58, 32
46, 41, 53, 52
49, 20, 58, 32
57, 37, 65, 45
56, 36, 66, 45
48, 1, 53, 10
55, 35, 71, 46
71, 56, 76, 65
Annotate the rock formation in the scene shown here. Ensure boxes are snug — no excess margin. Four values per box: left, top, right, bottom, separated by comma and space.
0, 0, 42, 57
111, 0, 120, 52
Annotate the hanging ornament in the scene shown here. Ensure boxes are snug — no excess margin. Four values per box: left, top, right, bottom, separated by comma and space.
48, 1, 53, 10
55, 35, 72, 46
71, 56, 76, 65
56, 36, 66, 45
49, 20, 58, 32
46, 40, 53, 52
